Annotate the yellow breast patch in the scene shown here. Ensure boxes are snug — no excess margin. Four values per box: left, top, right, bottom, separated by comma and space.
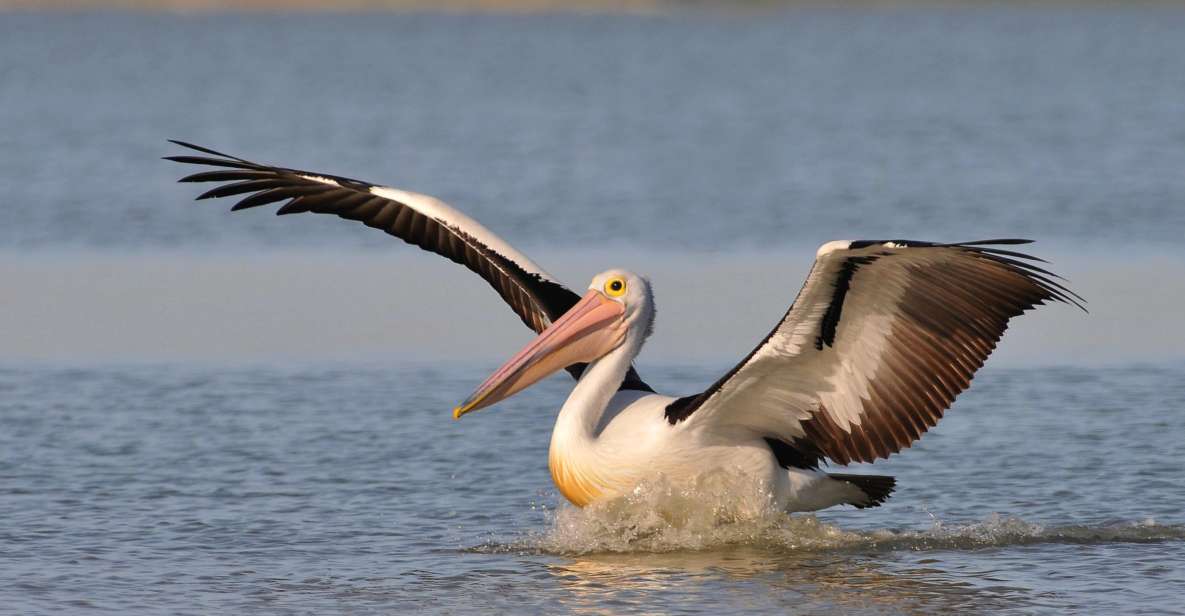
548, 448, 606, 508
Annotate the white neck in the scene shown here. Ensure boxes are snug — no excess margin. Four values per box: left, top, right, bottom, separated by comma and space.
551, 335, 639, 448
547, 319, 648, 507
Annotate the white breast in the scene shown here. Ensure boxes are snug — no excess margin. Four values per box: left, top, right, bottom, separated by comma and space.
550, 392, 782, 507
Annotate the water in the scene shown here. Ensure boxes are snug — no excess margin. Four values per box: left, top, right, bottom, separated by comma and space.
2, 6, 1185, 615
1, 362, 1182, 614
2, 9, 1185, 251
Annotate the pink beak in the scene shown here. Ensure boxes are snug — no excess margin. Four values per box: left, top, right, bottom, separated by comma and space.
453, 290, 626, 419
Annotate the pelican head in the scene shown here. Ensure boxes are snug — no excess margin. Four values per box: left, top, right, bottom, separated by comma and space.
453, 269, 653, 418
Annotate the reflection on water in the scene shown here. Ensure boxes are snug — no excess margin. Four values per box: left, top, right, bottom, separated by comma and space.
548, 550, 1015, 615
481, 482, 1185, 615
531, 514, 1185, 614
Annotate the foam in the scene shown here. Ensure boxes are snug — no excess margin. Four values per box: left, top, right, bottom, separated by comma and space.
471, 478, 1185, 555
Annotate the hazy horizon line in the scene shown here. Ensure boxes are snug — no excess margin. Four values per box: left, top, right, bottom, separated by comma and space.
3, 248, 1180, 366
4, 0, 1182, 12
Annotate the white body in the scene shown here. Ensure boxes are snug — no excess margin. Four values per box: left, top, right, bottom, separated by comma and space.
547, 326, 865, 513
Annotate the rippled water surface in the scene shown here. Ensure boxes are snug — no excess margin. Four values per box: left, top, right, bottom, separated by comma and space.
2, 8, 1185, 251
3, 6, 1185, 615
1, 362, 1183, 614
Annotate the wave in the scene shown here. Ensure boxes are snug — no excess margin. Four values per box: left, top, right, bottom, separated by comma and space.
471, 479, 1185, 556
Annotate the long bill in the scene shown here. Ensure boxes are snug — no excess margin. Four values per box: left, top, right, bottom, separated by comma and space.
453, 290, 626, 419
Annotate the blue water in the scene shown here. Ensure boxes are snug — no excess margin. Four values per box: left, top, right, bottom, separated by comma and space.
2, 7, 1185, 615
1, 361, 1183, 614
2, 9, 1185, 252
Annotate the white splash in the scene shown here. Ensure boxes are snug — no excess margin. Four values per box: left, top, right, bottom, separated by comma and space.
480, 479, 1185, 556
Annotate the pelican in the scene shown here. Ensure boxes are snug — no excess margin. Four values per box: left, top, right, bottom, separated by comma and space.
168, 141, 1083, 513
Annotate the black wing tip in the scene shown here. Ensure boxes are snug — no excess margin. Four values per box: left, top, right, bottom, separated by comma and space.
166, 139, 215, 156
951, 240, 1049, 264
166, 140, 262, 176
956, 242, 1089, 311
955, 238, 1035, 246
849, 238, 1035, 252
167, 139, 242, 160
852, 237, 1087, 312
1055, 288, 1089, 313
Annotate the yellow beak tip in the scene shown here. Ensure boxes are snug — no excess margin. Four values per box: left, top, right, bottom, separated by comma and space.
452, 406, 465, 420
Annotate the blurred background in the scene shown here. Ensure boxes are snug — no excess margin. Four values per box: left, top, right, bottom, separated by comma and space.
2, 2, 1183, 365
2, 3, 1184, 615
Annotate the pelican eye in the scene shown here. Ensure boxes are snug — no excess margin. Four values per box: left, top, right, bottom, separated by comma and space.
604, 277, 627, 297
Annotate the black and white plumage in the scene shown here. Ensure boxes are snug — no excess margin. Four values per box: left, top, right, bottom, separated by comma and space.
166, 140, 650, 391
169, 141, 1082, 513
665, 239, 1085, 466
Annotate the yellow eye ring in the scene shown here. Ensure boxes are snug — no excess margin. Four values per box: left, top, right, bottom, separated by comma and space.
604, 277, 627, 297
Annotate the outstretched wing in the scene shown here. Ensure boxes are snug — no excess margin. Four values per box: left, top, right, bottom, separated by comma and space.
666, 239, 1082, 465
166, 140, 651, 391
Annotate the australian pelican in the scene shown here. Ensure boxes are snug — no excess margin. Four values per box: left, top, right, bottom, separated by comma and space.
168, 141, 1082, 513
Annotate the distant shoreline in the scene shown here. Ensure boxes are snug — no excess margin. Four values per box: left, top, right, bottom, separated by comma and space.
4, 0, 1181, 11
